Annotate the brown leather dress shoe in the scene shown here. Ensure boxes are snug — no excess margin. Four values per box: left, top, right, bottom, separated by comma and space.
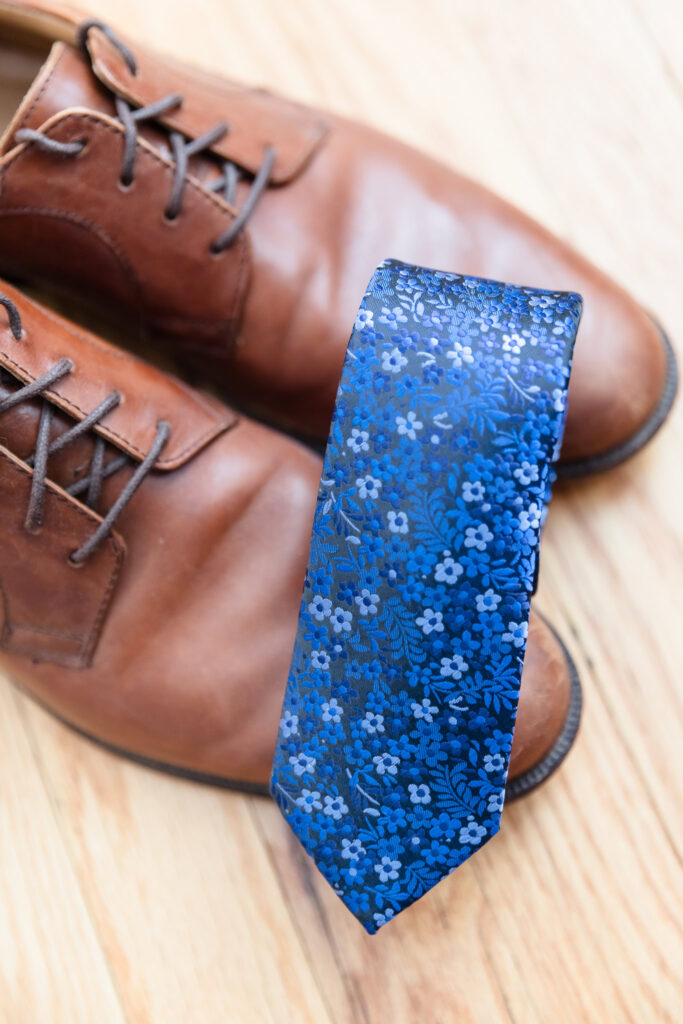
0, 1, 676, 475
0, 281, 579, 796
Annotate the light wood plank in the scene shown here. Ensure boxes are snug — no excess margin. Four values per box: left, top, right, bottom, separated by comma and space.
0, 687, 126, 1024
18, 700, 333, 1024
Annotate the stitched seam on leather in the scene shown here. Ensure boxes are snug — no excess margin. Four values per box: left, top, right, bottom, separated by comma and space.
0, 340, 230, 468
0, 446, 123, 666
92, 38, 330, 178
2, 111, 240, 222
0, 275, 231, 466
13, 46, 66, 137
10, 623, 85, 639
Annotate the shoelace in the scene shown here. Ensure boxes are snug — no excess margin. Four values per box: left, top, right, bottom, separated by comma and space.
14, 18, 276, 253
0, 294, 170, 564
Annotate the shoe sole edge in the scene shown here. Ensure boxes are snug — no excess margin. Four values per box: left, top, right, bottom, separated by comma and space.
556, 318, 678, 479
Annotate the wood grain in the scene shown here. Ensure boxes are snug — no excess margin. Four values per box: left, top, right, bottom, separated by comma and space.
1, 1, 682, 1021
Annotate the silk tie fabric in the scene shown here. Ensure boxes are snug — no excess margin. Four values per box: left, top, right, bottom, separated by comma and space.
271, 259, 582, 932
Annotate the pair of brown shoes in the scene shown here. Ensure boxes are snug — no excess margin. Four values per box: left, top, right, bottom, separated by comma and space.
0, 2, 676, 796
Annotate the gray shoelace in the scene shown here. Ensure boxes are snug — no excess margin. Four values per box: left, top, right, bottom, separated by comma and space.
14, 18, 276, 252
0, 294, 169, 564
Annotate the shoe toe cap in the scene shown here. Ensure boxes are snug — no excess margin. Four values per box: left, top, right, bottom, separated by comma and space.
561, 291, 669, 466
509, 612, 572, 781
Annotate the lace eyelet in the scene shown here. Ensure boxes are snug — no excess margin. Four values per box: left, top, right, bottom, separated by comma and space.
164, 209, 180, 225
24, 521, 42, 536
209, 241, 226, 257
75, 137, 89, 155
68, 551, 85, 568
118, 174, 134, 192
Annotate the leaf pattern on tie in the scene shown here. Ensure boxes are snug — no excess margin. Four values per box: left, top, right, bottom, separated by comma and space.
271, 260, 582, 933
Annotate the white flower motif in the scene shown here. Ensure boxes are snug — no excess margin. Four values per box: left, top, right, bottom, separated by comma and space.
487, 791, 505, 813
311, 649, 330, 670
513, 460, 539, 485
330, 607, 353, 633
475, 588, 501, 613
355, 588, 380, 616
354, 308, 374, 331
374, 856, 401, 881
529, 294, 554, 309
416, 608, 444, 635
459, 820, 488, 845
411, 698, 438, 723
378, 305, 408, 327
552, 387, 566, 413
464, 523, 493, 551
280, 711, 299, 738
356, 475, 382, 500
408, 783, 431, 805
341, 837, 366, 860
322, 794, 348, 820
361, 711, 385, 734
440, 652, 469, 679
296, 789, 321, 812
434, 556, 463, 584
346, 428, 370, 453
321, 698, 342, 723
462, 480, 485, 502
373, 752, 400, 776
308, 595, 331, 621
289, 753, 316, 777
381, 347, 408, 373
446, 341, 474, 367
502, 333, 525, 354
502, 621, 528, 648
484, 753, 505, 773
519, 502, 542, 532
396, 410, 424, 440
387, 510, 409, 534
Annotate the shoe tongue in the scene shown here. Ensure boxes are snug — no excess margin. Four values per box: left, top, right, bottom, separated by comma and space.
1, 42, 117, 156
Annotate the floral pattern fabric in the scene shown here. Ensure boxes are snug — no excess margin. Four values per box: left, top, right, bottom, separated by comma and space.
271, 259, 582, 933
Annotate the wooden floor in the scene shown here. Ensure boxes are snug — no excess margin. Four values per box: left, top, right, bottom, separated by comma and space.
2, 1, 682, 1021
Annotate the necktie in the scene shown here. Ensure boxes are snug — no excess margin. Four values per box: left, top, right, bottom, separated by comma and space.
271, 259, 581, 932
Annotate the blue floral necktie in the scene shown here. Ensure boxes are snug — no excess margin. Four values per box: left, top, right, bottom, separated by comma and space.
271, 259, 582, 932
